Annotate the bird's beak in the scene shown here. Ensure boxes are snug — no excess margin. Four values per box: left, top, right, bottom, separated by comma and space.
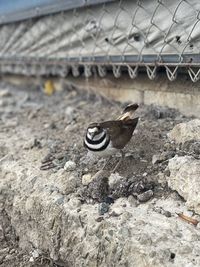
90, 132, 95, 140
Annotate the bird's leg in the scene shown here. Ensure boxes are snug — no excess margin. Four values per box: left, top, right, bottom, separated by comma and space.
112, 150, 125, 173
101, 156, 112, 171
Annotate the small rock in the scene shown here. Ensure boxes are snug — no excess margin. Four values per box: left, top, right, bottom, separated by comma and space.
153, 206, 162, 214
87, 170, 109, 201
108, 173, 124, 189
9, 249, 15, 254
152, 151, 174, 165
23, 138, 41, 150
65, 106, 76, 122
164, 169, 170, 177
0, 89, 12, 97
125, 152, 134, 158
29, 256, 34, 262
68, 198, 81, 208
64, 160, 76, 171
0, 247, 10, 255
23, 139, 34, 149
4, 118, 18, 127
157, 172, 167, 185
95, 216, 104, 222
98, 202, 109, 215
5, 226, 11, 234
152, 154, 164, 164
65, 124, 77, 132
128, 195, 137, 206
104, 196, 114, 204
168, 119, 200, 144
44, 123, 50, 129
32, 249, 40, 259
132, 181, 145, 194
137, 190, 154, 202
162, 210, 172, 217
109, 211, 122, 217
55, 196, 64, 205
50, 251, 59, 261
82, 173, 93, 186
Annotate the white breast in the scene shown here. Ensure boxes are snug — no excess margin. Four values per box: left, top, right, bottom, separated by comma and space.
89, 141, 118, 158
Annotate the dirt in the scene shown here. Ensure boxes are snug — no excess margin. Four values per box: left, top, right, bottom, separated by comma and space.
0, 79, 195, 266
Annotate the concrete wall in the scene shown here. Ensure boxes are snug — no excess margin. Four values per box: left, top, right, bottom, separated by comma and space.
1, 73, 200, 117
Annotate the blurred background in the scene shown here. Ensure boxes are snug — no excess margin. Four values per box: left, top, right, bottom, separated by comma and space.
0, 0, 199, 116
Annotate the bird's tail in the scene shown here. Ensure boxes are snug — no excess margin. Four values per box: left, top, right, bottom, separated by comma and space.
117, 103, 139, 121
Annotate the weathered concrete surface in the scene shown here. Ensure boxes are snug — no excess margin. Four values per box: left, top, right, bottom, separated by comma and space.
1, 154, 200, 267
168, 156, 200, 213
1, 83, 200, 267
167, 119, 200, 214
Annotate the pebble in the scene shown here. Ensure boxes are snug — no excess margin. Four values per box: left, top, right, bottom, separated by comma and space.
133, 181, 145, 194
32, 249, 40, 259
128, 195, 137, 206
98, 202, 109, 215
9, 248, 15, 254
95, 217, 104, 222
108, 173, 124, 189
162, 210, 172, 218
82, 173, 93, 186
22, 138, 35, 150
50, 251, 59, 261
29, 256, 34, 262
64, 124, 77, 132
64, 160, 76, 171
109, 211, 122, 217
0, 89, 12, 97
137, 190, 154, 202
65, 106, 76, 122
55, 196, 64, 205
0, 247, 10, 255
164, 169, 170, 177
152, 154, 164, 165
5, 226, 11, 234
4, 119, 18, 127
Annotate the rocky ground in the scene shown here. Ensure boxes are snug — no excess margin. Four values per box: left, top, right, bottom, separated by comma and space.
0, 79, 200, 267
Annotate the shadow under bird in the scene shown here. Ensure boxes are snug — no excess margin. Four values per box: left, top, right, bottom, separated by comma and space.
84, 103, 139, 172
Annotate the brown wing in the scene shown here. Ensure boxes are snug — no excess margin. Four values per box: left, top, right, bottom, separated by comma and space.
100, 120, 123, 138
100, 118, 139, 149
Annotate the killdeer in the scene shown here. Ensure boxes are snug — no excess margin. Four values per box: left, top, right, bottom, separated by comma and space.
84, 103, 139, 171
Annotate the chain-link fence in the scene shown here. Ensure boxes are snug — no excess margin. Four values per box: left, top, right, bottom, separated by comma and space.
0, 0, 200, 81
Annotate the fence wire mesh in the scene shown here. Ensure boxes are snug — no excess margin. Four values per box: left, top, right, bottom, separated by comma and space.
0, 0, 200, 81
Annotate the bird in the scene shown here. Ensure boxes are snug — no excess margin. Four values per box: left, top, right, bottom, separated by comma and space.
84, 103, 139, 172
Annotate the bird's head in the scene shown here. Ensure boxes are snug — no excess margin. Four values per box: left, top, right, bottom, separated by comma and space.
87, 123, 103, 140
